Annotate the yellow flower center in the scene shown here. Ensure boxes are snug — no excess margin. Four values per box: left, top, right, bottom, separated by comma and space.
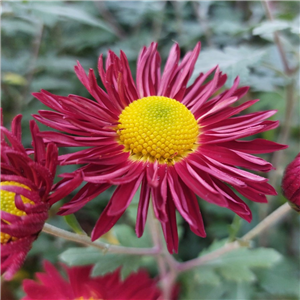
75, 297, 101, 300
117, 96, 199, 164
1, 181, 34, 244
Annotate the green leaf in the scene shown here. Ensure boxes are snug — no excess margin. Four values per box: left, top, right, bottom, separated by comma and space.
1, 18, 38, 35
213, 248, 282, 283
113, 224, 138, 247
194, 266, 221, 286
253, 20, 292, 36
218, 264, 256, 282
228, 215, 242, 242
63, 214, 87, 235
30, 76, 74, 92
60, 247, 143, 280
199, 239, 228, 256
192, 46, 267, 86
59, 247, 103, 266
35, 55, 90, 73
180, 271, 227, 300
256, 259, 300, 296
113, 223, 152, 248
91, 254, 141, 280
30, 4, 114, 33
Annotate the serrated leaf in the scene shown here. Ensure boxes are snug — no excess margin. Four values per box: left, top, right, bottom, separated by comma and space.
212, 248, 282, 283
215, 248, 282, 268
120, 256, 141, 280
91, 254, 141, 280
192, 46, 267, 86
59, 247, 103, 266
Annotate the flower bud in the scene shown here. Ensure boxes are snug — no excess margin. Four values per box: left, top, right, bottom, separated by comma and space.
282, 153, 300, 212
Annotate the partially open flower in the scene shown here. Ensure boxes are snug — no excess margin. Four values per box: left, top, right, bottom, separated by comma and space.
282, 153, 300, 212
1, 112, 82, 280
22, 261, 163, 300
33, 42, 287, 253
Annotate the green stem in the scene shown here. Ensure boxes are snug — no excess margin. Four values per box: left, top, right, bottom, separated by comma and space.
42, 223, 159, 256
147, 204, 169, 299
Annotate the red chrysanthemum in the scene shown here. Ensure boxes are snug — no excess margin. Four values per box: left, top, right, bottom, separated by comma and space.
282, 153, 300, 212
33, 42, 287, 253
22, 261, 162, 300
0, 111, 82, 279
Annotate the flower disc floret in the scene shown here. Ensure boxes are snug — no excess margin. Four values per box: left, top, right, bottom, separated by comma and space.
1, 181, 34, 244
75, 297, 98, 300
117, 96, 199, 164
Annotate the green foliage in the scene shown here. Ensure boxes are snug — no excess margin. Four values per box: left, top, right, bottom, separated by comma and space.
253, 20, 295, 36
214, 247, 282, 282
59, 247, 103, 266
63, 214, 87, 235
59, 247, 143, 280
192, 46, 267, 86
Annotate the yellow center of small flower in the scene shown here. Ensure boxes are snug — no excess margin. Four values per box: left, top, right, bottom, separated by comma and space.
0, 181, 34, 244
117, 96, 199, 164
75, 297, 101, 300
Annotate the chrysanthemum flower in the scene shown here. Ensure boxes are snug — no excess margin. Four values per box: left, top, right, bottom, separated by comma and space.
0, 111, 82, 279
282, 153, 300, 212
22, 261, 162, 300
33, 42, 287, 253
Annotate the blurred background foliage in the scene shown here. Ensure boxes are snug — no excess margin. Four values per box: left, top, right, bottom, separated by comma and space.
1, 1, 299, 299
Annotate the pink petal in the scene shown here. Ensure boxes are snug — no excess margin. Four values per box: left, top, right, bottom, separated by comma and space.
107, 173, 144, 215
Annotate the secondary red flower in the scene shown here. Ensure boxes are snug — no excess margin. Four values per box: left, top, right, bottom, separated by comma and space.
0, 112, 82, 280
22, 261, 162, 300
33, 42, 287, 253
282, 153, 300, 212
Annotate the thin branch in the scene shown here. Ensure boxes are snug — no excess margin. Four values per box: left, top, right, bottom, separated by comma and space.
94, 1, 126, 39
243, 202, 291, 241
262, 1, 297, 76
178, 241, 240, 272
148, 205, 169, 299
42, 223, 159, 256
177, 202, 292, 272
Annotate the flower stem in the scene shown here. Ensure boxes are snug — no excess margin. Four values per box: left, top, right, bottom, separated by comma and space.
42, 223, 159, 256
148, 206, 167, 298
242, 202, 291, 241
177, 202, 292, 272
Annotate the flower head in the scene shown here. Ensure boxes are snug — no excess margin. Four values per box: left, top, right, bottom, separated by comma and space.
33, 42, 287, 253
0, 111, 82, 279
282, 153, 300, 212
22, 261, 162, 300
